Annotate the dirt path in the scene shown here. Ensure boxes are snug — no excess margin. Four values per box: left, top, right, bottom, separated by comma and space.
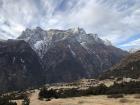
29, 89, 45, 105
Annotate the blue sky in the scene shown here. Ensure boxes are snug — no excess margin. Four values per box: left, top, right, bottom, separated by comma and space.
0, 0, 140, 50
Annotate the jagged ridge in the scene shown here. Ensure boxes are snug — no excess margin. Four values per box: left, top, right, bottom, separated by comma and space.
18, 27, 128, 83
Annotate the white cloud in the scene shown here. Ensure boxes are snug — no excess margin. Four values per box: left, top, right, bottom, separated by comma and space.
0, 0, 140, 50
120, 38, 140, 51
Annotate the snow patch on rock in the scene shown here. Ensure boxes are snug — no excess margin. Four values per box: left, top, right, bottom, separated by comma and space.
34, 40, 44, 49
68, 45, 76, 56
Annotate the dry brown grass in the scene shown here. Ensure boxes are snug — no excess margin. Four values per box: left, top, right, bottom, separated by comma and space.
107, 94, 124, 98
15, 89, 140, 105
119, 98, 130, 103
42, 95, 140, 105
78, 100, 85, 104
134, 94, 140, 99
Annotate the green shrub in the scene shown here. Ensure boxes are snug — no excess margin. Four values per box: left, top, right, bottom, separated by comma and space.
0, 95, 17, 105
22, 96, 30, 105
87, 84, 108, 95
38, 87, 58, 99
107, 81, 140, 94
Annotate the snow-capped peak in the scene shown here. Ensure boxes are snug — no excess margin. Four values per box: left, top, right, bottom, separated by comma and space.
35, 26, 43, 30
68, 27, 86, 34
18, 27, 114, 58
103, 39, 112, 46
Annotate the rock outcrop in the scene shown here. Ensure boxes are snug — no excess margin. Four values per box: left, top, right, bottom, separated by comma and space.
0, 39, 45, 92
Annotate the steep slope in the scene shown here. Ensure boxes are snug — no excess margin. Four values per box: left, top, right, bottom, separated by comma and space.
0, 39, 45, 92
18, 27, 128, 83
100, 50, 140, 79
43, 39, 101, 83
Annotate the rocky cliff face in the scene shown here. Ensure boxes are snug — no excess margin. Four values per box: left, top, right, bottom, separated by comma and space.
43, 39, 101, 83
0, 39, 45, 92
100, 50, 140, 79
18, 27, 128, 83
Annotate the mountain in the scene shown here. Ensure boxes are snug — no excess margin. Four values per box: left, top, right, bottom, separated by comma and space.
0, 39, 45, 92
100, 50, 140, 79
18, 27, 128, 83
18, 27, 49, 58
18, 27, 114, 58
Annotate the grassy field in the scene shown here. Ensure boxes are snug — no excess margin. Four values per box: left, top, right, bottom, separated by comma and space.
42, 95, 140, 105
14, 79, 140, 105
15, 89, 140, 105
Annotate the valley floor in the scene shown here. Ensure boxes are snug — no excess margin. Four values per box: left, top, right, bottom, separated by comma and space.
16, 90, 140, 105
